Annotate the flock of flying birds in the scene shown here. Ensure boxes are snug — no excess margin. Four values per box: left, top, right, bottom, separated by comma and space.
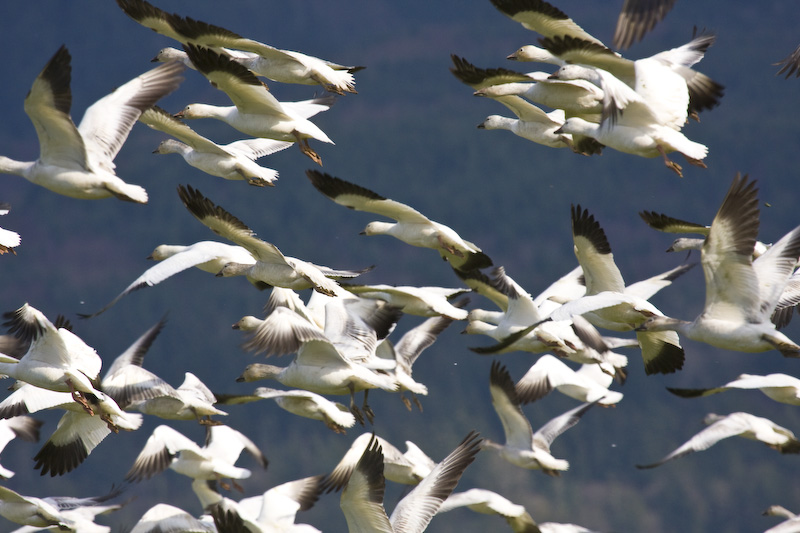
0, 0, 799, 531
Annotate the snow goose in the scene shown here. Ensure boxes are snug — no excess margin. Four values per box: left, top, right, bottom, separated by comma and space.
514, 354, 623, 406
178, 184, 371, 296
449, 56, 597, 154
636, 412, 800, 469
540, 33, 724, 119
465, 267, 632, 379
129, 503, 215, 533
341, 283, 470, 320
125, 424, 268, 487
639, 209, 771, 257
762, 505, 800, 533
561, 205, 689, 374
638, 209, 800, 329
377, 311, 460, 411
176, 44, 335, 165
232, 293, 400, 368
235, 322, 400, 424
167, 14, 363, 94
79, 240, 262, 318
0, 304, 105, 413
306, 170, 493, 272
436, 488, 538, 532
118, 0, 364, 94
0, 203, 20, 255
322, 433, 436, 493
26, 389, 142, 477
0, 416, 42, 479
0, 486, 70, 530
667, 373, 800, 406
0, 45, 183, 203
0, 486, 122, 531
198, 475, 325, 533
140, 105, 292, 186
222, 386, 357, 433
555, 115, 707, 177
450, 54, 603, 120
100, 319, 228, 422
339, 431, 481, 533
483, 361, 597, 475
636, 175, 800, 357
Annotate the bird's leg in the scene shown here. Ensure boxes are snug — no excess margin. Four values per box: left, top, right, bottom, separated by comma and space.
412, 393, 424, 412
198, 416, 223, 426
325, 418, 347, 434
66, 379, 94, 416
292, 130, 323, 166
362, 390, 375, 425
349, 384, 365, 426
682, 154, 707, 169
401, 393, 412, 411
101, 414, 119, 433
657, 144, 683, 177
232, 480, 244, 493
436, 235, 463, 257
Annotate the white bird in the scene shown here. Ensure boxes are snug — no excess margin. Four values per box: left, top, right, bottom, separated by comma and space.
548, 34, 717, 131
178, 184, 371, 297
555, 115, 706, 178
500, 3, 723, 121
482, 361, 597, 475
195, 475, 325, 533
436, 488, 538, 533
80, 240, 264, 318
233, 293, 400, 367
129, 503, 215, 533
322, 432, 437, 493
464, 266, 632, 379
377, 311, 460, 411
667, 373, 800, 406
636, 174, 800, 358
0, 203, 20, 255
638, 209, 800, 329
235, 323, 400, 425
514, 354, 623, 406
0, 486, 122, 532
0, 45, 183, 203
306, 170, 493, 272
117, 0, 363, 94
341, 283, 470, 320
224, 386, 357, 433
125, 424, 268, 486
176, 43, 335, 165
140, 105, 292, 186
638, 209, 771, 257
0, 416, 42, 478
449, 55, 602, 156
636, 412, 800, 469
763, 505, 800, 533
561, 205, 690, 374
339, 431, 481, 533
0, 304, 105, 413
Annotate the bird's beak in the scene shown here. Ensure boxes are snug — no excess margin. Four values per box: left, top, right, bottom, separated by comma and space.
553, 126, 564, 134
507, 53, 518, 60
173, 110, 185, 118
